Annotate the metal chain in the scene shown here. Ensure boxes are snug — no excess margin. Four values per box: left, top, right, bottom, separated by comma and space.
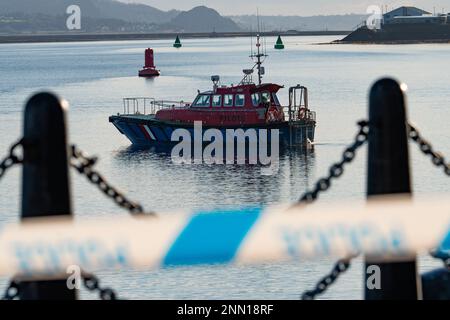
3, 124, 447, 300
70, 145, 155, 216
299, 121, 369, 203
70, 145, 156, 299
0, 139, 23, 181
0, 141, 122, 300
82, 273, 118, 300
408, 123, 450, 176
301, 259, 353, 300
2, 276, 118, 300
1, 141, 23, 298
299, 120, 369, 300
408, 124, 450, 267
1, 280, 20, 300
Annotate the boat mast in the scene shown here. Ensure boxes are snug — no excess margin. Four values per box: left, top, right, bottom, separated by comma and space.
257, 35, 262, 85
247, 11, 268, 85
251, 34, 267, 85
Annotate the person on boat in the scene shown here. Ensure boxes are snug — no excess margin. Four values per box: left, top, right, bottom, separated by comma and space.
261, 93, 271, 107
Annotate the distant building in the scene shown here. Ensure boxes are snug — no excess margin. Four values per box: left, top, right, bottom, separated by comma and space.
383, 6, 450, 26
383, 6, 430, 23
341, 6, 450, 43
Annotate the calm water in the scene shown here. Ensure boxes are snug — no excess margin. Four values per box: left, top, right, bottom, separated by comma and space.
0, 36, 448, 299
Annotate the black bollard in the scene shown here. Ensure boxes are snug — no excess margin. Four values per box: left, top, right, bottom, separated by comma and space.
19, 93, 77, 300
365, 78, 420, 300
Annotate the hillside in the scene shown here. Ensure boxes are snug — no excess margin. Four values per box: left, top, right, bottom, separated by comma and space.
230, 14, 367, 31
0, 1, 241, 34
0, 0, 361, 35
0, 0, 177, 24
165, 6, 241, 32
0, 12, 160, 34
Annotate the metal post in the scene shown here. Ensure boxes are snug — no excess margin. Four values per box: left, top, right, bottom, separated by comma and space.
365, 78, 421, 300
19, 92, 77, 300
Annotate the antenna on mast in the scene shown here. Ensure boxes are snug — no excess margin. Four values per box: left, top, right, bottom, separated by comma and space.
250, 26, 253, 56
254, 10, 268, 85
242, 8, 268, 86
256, 8, 260, 33
263, 24, 267, 55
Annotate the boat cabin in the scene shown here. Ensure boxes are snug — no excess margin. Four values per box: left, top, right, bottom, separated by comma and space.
190, 83, 282, 109
155, 82, 285, 126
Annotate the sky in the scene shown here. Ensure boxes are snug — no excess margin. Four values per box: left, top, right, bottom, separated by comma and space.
119, 0, 450, 16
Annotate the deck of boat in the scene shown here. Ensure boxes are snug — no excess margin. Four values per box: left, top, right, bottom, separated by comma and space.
114, 114, 157, 120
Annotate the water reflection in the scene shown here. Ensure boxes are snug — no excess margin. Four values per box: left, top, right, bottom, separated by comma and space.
113, 145, 316, 207
143, 77, 157, 85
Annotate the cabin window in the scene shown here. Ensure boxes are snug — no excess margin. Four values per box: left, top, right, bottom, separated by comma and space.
271, 93, 280, 106
261, 92, 271, 104
212, 95, 222, 107
235, 94, 245, 107
251, 93, 261, 107
192, 95, 211, 107
223, 94, 234, 107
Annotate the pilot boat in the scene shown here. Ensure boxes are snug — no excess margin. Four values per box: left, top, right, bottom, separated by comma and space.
109, 35, 316, 148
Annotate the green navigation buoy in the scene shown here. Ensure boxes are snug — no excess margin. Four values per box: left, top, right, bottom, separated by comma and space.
274, 35, 285, 50
173, 35, 182, 48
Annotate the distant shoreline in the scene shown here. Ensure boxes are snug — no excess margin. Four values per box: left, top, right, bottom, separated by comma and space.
331, 39, 450, 45
0, 31, 349, 44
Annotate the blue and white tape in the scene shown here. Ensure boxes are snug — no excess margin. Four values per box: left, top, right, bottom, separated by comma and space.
0, 196, 449, 277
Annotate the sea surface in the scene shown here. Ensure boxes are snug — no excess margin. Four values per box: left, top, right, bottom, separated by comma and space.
0, 36, 449, 299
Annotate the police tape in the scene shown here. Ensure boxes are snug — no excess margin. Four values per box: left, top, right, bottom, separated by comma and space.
0, 196, 449, 277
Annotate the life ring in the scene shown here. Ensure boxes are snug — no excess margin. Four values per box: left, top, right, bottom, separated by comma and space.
298, 108, 307, 120
266, 106, 279, 123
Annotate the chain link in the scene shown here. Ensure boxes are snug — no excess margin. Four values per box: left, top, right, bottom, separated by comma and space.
1, 123, 447, 300
408, 123, 450, 268
301, 259, 354, 300
408, 123, 450, 176
0, 139, 23, 181
1, 280, 20, 300
0, 140, 23, 300
70, 145, 155, 299
299, 121, 369, 203
82, 273, 118, 300
70, 145, 155, 216
299, 120, 369, 300
1, 141, 126, 300
2, 275, 118, 300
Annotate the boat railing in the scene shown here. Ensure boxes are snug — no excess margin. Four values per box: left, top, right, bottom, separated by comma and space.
122, 97, 190, 115
283, 107, 316, 122
285, 85, 316, 123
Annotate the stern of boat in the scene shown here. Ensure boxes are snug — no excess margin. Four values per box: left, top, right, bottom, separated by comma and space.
282, 85, 317, 148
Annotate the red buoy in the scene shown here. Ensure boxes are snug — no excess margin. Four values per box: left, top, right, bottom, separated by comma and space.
139, 48, 160, 77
